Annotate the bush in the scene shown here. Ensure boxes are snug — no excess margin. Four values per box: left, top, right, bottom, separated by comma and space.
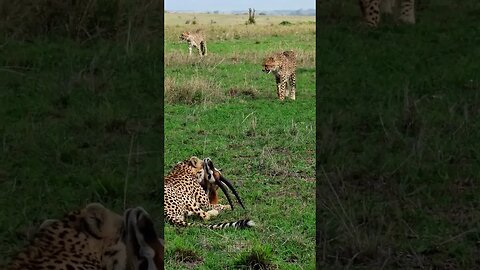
279, 21, 293, 26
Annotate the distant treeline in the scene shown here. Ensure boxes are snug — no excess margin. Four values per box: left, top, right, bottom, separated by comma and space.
0, 0, 162, 41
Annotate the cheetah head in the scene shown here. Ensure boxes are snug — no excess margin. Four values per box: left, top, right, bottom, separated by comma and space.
71, 203, 124, 247
200, 157, 246, 210
172, 156, 205, 180
262, 56, 281, 74
179, 31, 190, 41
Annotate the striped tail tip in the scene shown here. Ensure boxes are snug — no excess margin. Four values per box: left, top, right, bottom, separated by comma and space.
207, 219, 255, 229
235, 219, 255, 229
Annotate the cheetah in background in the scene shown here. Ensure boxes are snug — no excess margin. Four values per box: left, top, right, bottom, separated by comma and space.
262, 50, 297, 101
359, 0, 415, 27
179, 30, 207, 56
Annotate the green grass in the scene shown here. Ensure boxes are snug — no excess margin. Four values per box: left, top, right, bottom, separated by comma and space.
164, 16, 316, 269
0, 37, 163, 264
318, 0, 480, 268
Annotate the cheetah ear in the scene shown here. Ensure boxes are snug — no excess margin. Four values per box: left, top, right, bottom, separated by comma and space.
189, 156, 200, 167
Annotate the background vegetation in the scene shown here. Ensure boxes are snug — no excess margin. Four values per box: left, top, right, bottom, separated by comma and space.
164, 12, 316, 269
0, 0, 163, 264
318, 0, 480, 268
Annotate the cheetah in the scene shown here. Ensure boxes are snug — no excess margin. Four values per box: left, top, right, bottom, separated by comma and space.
164, 156, 254, 229
359, 0, 415, 27
5, 203, 126, 270
179, 30, 207, 56
262, 50, 297, 101
123, 207, 164, 270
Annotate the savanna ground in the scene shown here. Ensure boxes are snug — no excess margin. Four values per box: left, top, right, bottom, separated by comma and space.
164, 13, 316, 269
318, 0, 480, 269
0, 1, 163, 265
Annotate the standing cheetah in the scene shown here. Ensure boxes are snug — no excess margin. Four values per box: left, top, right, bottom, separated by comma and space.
262, 50, 297, 101
179, 30, 207, 56
359, 0, 415, 27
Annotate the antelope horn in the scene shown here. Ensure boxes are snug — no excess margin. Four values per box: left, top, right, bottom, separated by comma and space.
217, 174, 246, 209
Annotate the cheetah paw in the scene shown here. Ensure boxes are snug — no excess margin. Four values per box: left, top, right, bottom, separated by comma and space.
205, 209, 219, 220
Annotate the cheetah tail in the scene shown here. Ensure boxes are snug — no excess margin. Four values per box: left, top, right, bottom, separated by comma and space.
204, 219, 255, 230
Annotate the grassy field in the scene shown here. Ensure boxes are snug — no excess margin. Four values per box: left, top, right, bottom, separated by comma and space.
164, 13, 316, 269
318, 0, 480, 269
0, 37, 163, 264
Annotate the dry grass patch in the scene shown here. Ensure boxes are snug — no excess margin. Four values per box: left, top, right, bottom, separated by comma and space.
164, 50, 315, 68
164, 23, 315, 42
164, 51, 229, 67
164, 76, 225, 104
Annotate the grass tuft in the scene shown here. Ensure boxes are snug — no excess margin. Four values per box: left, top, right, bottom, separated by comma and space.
234, 248, 277, 270
279, 21, 293, 26
228, 87, 259, 98
173, 248, 204, 266
164, 76, 225, 105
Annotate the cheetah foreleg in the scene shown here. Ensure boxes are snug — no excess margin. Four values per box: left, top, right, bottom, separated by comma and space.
210, 204, 231, 212
289, 73, 296, 100
188, 202, 217, 221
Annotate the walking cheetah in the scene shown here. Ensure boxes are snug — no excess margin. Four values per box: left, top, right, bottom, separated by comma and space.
5, 203, 126, 270
164, 156, 254, 229
262, 50, 297, 101
179, 30, 207, 56
359, 0, 415, 27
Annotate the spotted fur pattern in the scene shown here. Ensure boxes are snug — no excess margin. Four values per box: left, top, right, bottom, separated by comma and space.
5, 203, 126, 270
179, 31, 207, 56
359, 0, 415, 27
164, 156, 254, 229
262, 50, 297, 101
